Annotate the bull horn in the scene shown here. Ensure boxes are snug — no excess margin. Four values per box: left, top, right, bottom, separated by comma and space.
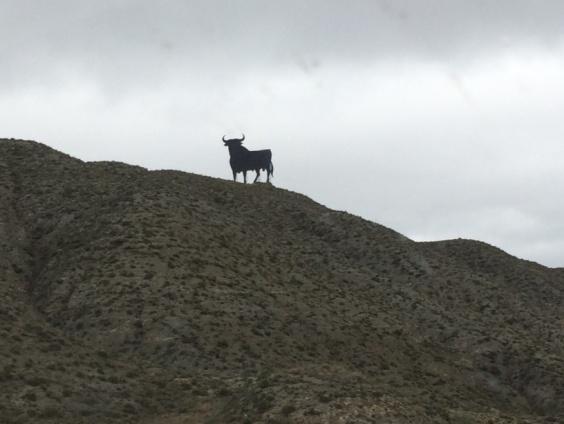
222, 135, 227, 142
240, 134, 245, 141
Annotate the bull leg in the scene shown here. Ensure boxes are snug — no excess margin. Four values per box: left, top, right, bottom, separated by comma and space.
243, 170, 247, 184
233, 170, 237, 182
254, 169, 260, 183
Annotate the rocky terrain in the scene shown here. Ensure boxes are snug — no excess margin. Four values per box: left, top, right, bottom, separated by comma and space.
0, 138, 563, 423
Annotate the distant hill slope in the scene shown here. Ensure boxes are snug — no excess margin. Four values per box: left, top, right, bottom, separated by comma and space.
1, 138, 563, 424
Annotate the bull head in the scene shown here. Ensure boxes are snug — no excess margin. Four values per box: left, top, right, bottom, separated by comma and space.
222, 134, 245, 145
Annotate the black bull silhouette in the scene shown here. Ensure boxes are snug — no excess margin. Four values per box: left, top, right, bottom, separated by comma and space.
222, 134, 274, 183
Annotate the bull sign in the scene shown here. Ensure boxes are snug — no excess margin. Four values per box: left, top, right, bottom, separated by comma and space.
222, 134, 274, 183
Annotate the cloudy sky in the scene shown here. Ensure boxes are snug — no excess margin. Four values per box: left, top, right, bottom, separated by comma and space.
1, 1, 563, 267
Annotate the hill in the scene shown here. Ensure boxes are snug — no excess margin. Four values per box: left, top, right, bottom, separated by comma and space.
1, 139, 563, 423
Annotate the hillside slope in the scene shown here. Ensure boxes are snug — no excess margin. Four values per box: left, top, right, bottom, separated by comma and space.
1, 139, 563, 423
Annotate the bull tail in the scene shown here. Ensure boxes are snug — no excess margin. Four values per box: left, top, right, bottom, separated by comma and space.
270, 161, 274, 178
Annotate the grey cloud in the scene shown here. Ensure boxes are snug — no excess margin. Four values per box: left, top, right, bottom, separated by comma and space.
2, 0, 564, 90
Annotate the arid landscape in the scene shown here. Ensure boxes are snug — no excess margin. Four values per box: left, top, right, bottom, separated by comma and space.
1, 138, 563, 423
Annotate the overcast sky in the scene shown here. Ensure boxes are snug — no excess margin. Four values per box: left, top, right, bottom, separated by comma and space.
1, 1, 563, 267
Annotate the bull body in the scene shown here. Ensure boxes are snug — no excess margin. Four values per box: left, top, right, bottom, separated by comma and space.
223, 135, 274, 183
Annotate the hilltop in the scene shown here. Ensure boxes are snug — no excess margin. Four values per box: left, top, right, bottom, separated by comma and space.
1, 139, 563, 423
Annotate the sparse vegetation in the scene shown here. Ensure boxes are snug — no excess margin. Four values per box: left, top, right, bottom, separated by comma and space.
0, 139, 563, 423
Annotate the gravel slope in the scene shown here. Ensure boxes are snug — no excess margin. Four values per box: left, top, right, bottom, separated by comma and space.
1, 139, 563, 423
